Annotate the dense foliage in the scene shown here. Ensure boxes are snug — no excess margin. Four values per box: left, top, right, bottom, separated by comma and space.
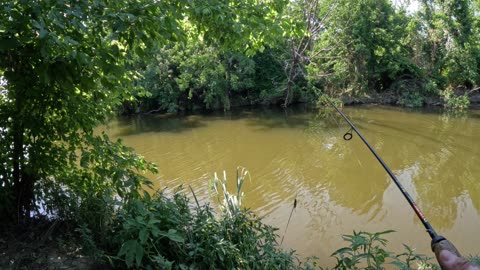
100, 170, 304, 269
1, 0, 480, 268
124, 42, 258, 113
0, 0, 298, 268
128, 0, 480, 112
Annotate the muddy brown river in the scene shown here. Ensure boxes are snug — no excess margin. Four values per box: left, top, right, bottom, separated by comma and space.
101, 105, 480, 265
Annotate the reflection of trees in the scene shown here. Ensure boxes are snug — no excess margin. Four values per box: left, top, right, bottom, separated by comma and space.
413, 114, 480, 229
338, 107, 480, 230
249, 105, 480, 240
305, 112, 390, 217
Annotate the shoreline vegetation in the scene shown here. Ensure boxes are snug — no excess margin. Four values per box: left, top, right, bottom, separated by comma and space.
131, 90, 480, 117
2, 0, 480, 269
0, 169, 449, 270
3, 168, 480, 269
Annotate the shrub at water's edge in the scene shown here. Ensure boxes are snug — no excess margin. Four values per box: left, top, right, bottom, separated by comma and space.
86, 168, 301, 269
72, 168, 478, 270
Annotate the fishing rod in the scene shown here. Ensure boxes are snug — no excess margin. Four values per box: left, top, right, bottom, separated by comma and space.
324, 96, 460, 256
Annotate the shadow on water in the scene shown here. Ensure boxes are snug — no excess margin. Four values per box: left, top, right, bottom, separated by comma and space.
106, 105, 316, 137
244, 114, 311, 131
104, 113, 207, 137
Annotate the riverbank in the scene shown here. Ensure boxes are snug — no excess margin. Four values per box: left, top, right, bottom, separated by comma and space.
340, 90, 480, 107
0, 220, 103, 270
130, 90, 480, 117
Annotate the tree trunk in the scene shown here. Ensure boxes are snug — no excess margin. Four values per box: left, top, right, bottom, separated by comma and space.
284, 55, 298, 108
11, 83, 33, 223
223, 57, 232, 111
12, 94, 25, 221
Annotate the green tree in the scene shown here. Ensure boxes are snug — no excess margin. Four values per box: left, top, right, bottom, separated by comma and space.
419, 0, 480, 88
308, 0, 419, 96
0, 0, 166, 223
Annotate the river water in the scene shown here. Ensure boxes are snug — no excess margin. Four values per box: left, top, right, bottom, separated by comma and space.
101, 105, 480, 265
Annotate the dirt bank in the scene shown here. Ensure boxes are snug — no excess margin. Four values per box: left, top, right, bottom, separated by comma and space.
0, 220, 108, 270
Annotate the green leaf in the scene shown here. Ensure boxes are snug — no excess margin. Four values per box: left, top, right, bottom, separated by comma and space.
118, 240, 143, 268
39, 28, 49, 39
332, 247, 353, 256
390, 260, 407, 268
139, 228, 148, 244
376, 230, 396, 236
135, 240, 144, 267
158, 229, 184, 243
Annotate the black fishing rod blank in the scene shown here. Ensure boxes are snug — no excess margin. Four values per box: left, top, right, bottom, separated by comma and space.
325, 97, 457, 252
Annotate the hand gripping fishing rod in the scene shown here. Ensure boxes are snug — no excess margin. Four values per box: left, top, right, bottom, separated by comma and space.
325, 97, 461, 257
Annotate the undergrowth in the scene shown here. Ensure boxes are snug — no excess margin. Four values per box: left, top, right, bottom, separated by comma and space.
95, 168, 302, 269
12, 168, 479, 269
78, 168, 445, 269
330, 231, 437, 270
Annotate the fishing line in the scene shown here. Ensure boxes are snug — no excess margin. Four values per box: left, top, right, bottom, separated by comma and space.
323, 95, 453, 251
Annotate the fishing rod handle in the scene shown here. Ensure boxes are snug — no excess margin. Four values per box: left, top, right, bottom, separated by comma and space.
432, 236, 462, 258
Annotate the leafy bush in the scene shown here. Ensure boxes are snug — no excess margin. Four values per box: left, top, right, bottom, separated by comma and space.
398, 91, 424, 108
440, 87, 470, 111
389, 78, 426, 108
331, 230, 437, 270
127, 42, 258, 113
104, 168, 301, 269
